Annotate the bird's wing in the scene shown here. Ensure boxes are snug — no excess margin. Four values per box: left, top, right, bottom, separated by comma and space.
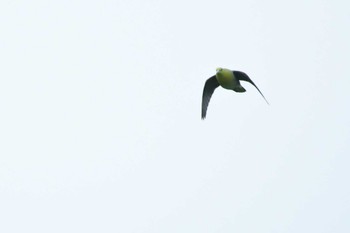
202, 75, 220, 119
233, 71, 269, 105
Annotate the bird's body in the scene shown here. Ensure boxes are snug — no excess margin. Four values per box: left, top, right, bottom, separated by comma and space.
201, 67, 268, 119
215, 68, 246, 92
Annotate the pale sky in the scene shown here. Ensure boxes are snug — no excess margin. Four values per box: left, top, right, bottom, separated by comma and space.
0, 0, 349, 232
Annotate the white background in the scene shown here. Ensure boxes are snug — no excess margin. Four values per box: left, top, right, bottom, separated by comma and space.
1, 0, 349, 232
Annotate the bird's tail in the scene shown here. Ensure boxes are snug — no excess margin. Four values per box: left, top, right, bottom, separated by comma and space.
233, 85, 246, 92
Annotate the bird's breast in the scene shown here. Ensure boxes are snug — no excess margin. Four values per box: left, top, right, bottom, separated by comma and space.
216, 72, 237, 90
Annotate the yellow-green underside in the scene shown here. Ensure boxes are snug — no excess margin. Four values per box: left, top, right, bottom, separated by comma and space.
216, 69, 236, 89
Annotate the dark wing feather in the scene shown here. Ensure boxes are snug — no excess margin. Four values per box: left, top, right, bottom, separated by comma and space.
233, 71, 269, 105
202, 75, 219, 119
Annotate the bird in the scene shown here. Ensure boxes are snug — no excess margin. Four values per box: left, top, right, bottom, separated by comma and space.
201, 67, 269, 119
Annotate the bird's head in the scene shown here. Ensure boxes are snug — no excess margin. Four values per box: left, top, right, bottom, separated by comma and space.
216, 67, 223, 74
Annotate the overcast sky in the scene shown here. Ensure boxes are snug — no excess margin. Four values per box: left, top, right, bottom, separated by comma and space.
1, 0, 349, 232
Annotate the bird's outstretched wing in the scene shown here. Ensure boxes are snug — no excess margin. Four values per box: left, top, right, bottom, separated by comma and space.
233, 71, 269, 105
202, 75, 220, 119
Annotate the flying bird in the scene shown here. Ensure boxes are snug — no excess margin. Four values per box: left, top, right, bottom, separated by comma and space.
201, 67, 269, 119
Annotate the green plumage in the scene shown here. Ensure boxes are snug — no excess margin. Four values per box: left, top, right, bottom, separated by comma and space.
201, 67, 269, 119
215, 68, 245, 91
